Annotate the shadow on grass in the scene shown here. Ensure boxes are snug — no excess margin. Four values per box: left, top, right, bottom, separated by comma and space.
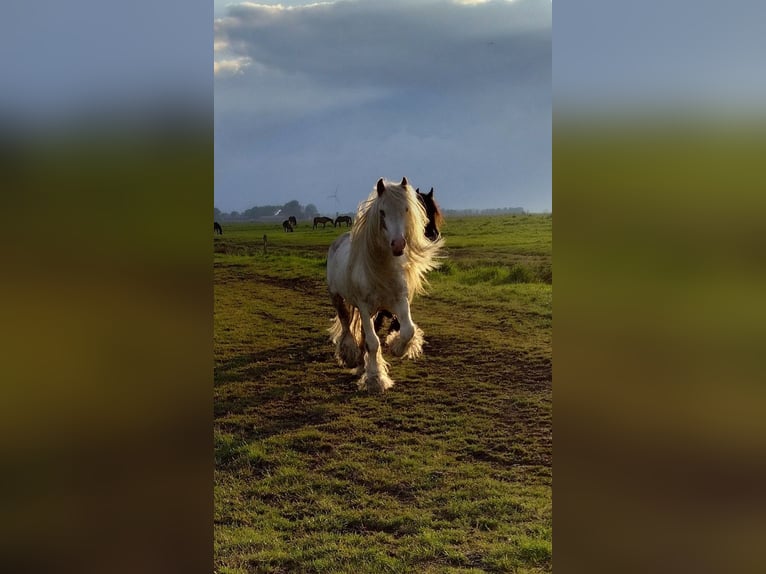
214, 339, 330, 385
214, 340, 369, 440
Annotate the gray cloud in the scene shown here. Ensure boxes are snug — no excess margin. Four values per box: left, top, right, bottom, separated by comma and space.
216, 0, 549, 92
215, 0, 551, 213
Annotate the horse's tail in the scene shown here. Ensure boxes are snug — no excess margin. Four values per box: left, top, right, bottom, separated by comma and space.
348, 308, 362, 341
328, 302, 362, 345
328, 315, 343, 345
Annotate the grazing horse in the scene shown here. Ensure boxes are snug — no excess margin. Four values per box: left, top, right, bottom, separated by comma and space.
288, 216, 298, 227
313, 216, 334, 229
282, 220, 294, 232
214, 221, 223, 235
327, 177, 443, 392
375, 186, 444, 333
334, 215, 353, 227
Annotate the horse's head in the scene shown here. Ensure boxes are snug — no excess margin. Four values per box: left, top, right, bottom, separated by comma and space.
375, 177, 416, 257
416, 187, 443, 241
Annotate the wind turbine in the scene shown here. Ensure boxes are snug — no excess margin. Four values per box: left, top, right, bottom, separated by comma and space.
327, 186, 340, 217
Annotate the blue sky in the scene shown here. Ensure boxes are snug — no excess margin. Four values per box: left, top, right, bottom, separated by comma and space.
214, 0, 552, 214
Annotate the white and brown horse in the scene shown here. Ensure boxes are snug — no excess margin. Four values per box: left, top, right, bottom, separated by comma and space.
327, 177, 443, 392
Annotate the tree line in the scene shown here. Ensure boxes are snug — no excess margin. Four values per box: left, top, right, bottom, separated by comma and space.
214, 201, 531, 222
214, 200, 320, 221
443, 207, 526, 216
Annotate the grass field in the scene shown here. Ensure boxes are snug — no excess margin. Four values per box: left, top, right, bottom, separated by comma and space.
214, 214, 552, 573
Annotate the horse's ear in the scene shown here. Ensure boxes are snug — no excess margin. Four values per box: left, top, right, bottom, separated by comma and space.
427, 187, 434, 198
376, 178, 385, 196
400, 176, 408, 187
415, 188, 420, 193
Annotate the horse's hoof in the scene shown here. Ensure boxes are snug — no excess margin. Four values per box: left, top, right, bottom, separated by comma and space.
386, 327, 424, 359
358, 372, 394, 392
336, 336, 362, 367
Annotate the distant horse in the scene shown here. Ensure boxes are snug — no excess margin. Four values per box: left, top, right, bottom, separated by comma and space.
313, 216, 334, 229
214, 221, 223, 235
288, 216, 298, 227
375, 186, 444, 333
327, 177, 443, 392
282, 220, 294, 232
334, 215, 353, 227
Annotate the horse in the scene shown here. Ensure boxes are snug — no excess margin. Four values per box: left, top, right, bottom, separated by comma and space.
327, 177, 443, 392
313, 216, 334, 229
282, 220, 294, 232
214, 221, 223, 235
288, 216, 298, 227
417, 187, 443, 242
334, 215, 353, 227
374, 186, 444, 333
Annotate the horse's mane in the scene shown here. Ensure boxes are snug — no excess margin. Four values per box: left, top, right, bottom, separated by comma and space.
349, 179, 443, 302
431, 199, 445, 230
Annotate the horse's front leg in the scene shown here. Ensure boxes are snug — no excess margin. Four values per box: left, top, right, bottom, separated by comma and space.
385, 299, 424, 359
357, 304, 394, 392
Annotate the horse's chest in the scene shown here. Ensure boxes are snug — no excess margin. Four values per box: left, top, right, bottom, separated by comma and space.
354, 269, 406, 305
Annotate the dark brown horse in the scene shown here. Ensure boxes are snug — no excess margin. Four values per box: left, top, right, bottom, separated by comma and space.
375, 186, 444, 333
282, 220, 294, 232
288, 216, 298, 227
313, 216, 334, 229
334, 215, 353, 227
214, 221, 223, 235
417, 187, 443, 242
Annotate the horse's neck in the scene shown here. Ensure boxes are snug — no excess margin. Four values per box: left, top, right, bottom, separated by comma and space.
374, 250, 409, 294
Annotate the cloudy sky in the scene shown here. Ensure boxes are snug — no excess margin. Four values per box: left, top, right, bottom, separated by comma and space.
214, 0, 551, 215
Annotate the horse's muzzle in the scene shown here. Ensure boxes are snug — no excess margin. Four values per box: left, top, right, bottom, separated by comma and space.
391, 237, 406, 257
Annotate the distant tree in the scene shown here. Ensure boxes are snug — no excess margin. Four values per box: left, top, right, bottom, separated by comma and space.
282, 200, 302, 217
244, 205, 281, 218
304, 203, 319, 218
214, 207, 222, 218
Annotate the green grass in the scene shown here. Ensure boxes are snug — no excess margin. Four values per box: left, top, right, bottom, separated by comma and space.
214, 214, 552, 573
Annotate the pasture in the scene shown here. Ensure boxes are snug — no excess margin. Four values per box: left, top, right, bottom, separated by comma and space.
214, 214, 552, 573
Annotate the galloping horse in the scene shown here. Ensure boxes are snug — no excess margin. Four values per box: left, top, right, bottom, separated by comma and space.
334, 215, 353, 227
374, 186, 444, 333
282, 220, 294, 232
288, 216, 298, 227
313, 216, 334, 229
214, 221, 223, 235
327, 177, 443, 392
